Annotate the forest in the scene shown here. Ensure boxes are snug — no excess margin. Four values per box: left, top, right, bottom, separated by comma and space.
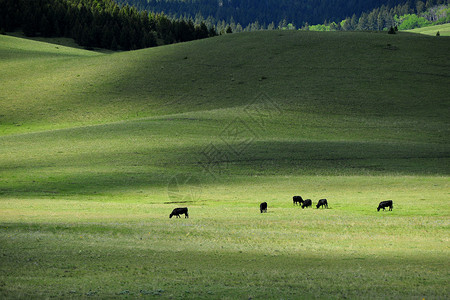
118, 0, 407, 26
309, 1, 450, 31
0, 0, 216, 50
119, 0, 450, 32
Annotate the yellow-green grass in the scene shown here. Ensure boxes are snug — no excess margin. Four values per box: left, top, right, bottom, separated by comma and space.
1, 177, 449, 298
0, 31, 449, 298
405, 23, 450, 36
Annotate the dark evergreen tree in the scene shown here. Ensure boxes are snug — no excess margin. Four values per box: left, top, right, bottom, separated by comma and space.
358, 13, 369, 30
101, 24, 114, 48
341, 17, 351, 31
195, 22, 209, 39
119, 25, 131, 50
350, 14, 358, 30
143, 31, 156, 47
110, 36, 118, 50
22, 8, 38, 37
40, 15, 52, 37
416, 1, 425, 13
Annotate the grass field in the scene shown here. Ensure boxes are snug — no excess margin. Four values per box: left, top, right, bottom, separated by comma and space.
0, 30, 449, 298
405, 23, 450, 36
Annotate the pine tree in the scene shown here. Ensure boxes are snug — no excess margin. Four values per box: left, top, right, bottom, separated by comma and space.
366, 10, 376, 30
377, 11, 384, 30
101, 24, 114, 49
40, 15, 52, 37
120, 25, 131, 50
416, 1, 425, 14
358, 13, 369, 30
350, 14, 358, 30
341, 17, 351, 31
110, 36, 118, 50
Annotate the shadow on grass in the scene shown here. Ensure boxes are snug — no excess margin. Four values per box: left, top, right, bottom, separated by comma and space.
1, 140, 449, 198
0, 222, 448, 298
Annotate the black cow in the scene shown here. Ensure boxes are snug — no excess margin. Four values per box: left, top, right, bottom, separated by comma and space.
377, 200, 393, 211
302, 199, 312, 209
293, 196, 304, 205
169, 207, 189, 218
260, 202, 267, 213
316, 199, 328, 209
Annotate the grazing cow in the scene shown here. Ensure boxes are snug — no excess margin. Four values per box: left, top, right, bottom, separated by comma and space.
316, 198, 328, 209
377, 200, 393, 211
302, 199, 312, 209
169, 207, 189, 218
293, 196, 304, 205
260, 202, 268, 213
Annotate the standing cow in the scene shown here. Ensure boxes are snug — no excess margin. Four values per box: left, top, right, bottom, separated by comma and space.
169, 207, 189, 218
377, 200, 393, 211
302, 199, 312, 209
293, 196, 304, 205
260, 202, 268, 213
316, 199, 328, 209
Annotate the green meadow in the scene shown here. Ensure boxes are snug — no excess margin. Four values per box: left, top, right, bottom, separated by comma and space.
0, 30, 449, 298
405, 23, 450, 36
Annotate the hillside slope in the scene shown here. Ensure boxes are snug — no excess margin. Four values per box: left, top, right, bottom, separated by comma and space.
1, 31, 449, 135
405, 23, 450, 36
1, 31, 449, 198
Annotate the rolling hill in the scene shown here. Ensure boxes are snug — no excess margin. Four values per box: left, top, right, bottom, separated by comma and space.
1, 30, 449, 194
0, 31, 449, 298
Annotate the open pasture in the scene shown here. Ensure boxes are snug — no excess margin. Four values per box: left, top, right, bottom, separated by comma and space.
1, 30, 449, 298
1, 175, 449, 299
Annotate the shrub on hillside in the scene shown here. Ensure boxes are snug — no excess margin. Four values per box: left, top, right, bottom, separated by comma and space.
395, 14, 431, 30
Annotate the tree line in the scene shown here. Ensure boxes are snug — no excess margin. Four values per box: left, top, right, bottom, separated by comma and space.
118, 0, 409, 30
214, 0, 449, 33
117, 0, 449, 34
0, 0, 217, 50
306, 0, 449, 32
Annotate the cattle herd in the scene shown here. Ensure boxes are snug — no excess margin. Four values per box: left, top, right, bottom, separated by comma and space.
293, 196, 329, 209
170, 197, 394, 218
